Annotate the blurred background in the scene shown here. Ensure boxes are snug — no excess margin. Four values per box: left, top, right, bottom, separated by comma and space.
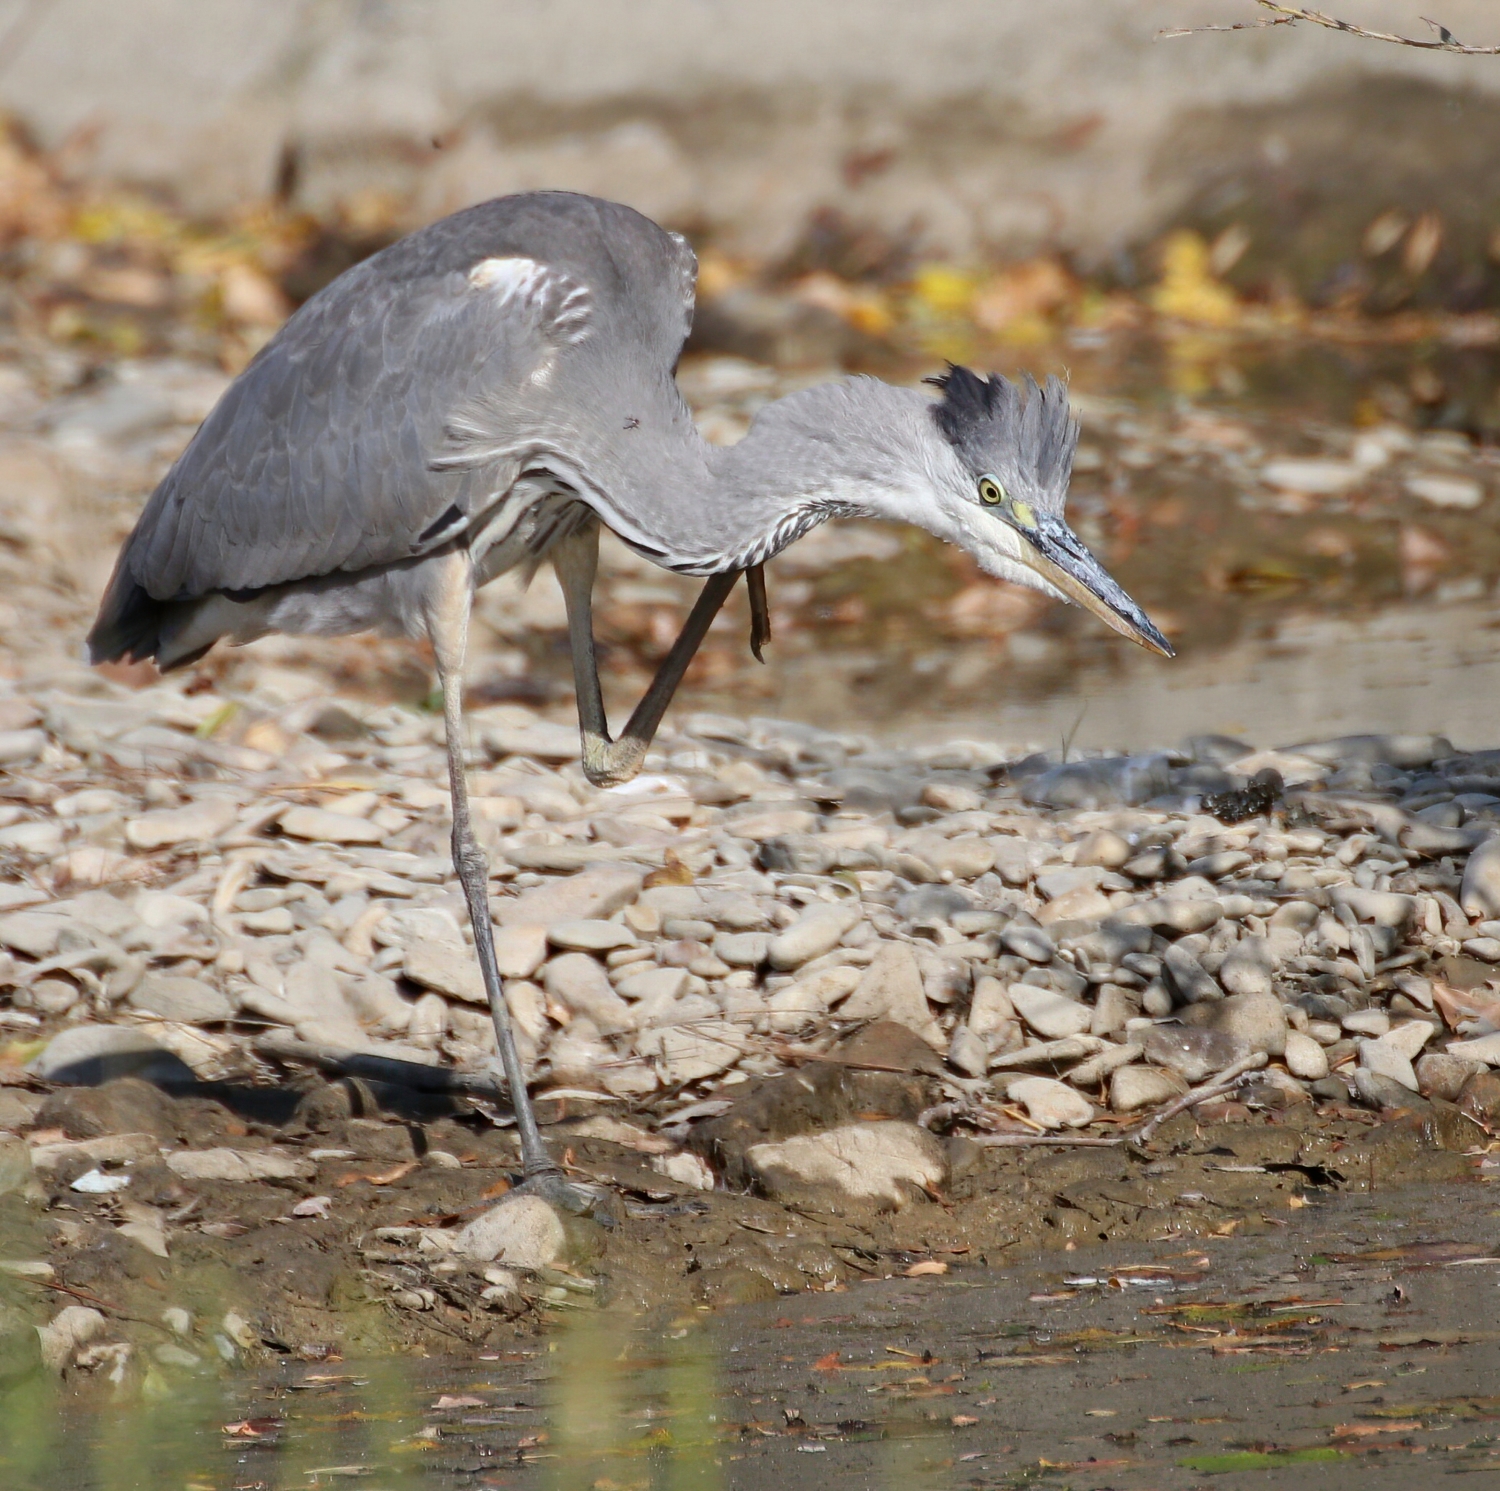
3, 0, 1500, 751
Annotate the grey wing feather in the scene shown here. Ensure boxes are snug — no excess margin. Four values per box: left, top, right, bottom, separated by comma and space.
111, 192, 695, 606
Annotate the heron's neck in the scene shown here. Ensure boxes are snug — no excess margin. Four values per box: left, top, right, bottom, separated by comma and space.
605, 378, 936, 574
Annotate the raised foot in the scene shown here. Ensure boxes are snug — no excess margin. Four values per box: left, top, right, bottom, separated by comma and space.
580, 732, 650, 789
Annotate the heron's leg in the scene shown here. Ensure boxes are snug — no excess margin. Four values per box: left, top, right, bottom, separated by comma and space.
551, 525, 611, 763
599, 568, 741, 783
746, 564, 771, 663
427, 559, 559, 1181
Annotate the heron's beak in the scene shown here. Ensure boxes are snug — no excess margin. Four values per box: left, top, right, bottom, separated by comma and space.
1015, 512, 1175, 657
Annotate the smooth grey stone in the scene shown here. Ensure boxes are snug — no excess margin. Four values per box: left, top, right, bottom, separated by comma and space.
714, 931, 770, 968
1353, 1069, 1423, 1111
1417, 801, 1464, 828
1330, 885, 1416, 929
1072, 919, 1153, 965
661, 917, 717, 942
1180, 990, 1287, 1056
1292, 733, 1451, 770
1218, 938, 1274, 998
1110, 1064, 1187, 1113
1403, 822, 1486, 857
1162, 943, 1221, 1006
127, 974, 233, 1025
895, 884, 973, 921
1142, 1025, 1250, 1083
950, 909, 1008, 936
1462, 835, 1500, 920
26, 1025, 194, 1087
1001, 924, 1054, 963
1183, 734, 1253, 766
1310, 1075, 1351, 1102
820, 769, 924, 814
1021, 753, 1174, 810
1297, 992, 1353, 1022
1171, 763, 1235, 795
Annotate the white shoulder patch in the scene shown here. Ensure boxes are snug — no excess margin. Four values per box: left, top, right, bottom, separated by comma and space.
467, 256, 591, 346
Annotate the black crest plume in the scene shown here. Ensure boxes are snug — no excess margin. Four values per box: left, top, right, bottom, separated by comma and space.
925, 365, 1078, 508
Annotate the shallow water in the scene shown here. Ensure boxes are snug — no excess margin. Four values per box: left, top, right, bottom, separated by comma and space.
10, 1177, 1500, 1490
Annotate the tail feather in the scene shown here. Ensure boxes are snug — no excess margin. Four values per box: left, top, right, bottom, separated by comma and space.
87, 566, 208, 671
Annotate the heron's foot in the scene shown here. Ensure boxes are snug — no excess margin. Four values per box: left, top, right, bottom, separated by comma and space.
580, 732, 649, 789
511, 1169, 616, 1227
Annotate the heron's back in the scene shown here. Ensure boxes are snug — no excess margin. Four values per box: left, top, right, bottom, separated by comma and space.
88, 191, 698, 666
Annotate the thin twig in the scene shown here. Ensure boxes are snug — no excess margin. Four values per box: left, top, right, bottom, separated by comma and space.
1161, 2, 1500, 53
966, 1051, 1270, 1149
1132, 1051, 1269, 1145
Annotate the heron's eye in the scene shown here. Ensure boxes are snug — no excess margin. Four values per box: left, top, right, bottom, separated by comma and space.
978, 476, 1004, 506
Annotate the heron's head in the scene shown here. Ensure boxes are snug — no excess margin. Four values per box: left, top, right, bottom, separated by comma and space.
918, 366, 1172, 657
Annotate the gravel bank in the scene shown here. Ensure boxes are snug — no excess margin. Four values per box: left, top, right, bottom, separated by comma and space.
0, 664, 1497, 1373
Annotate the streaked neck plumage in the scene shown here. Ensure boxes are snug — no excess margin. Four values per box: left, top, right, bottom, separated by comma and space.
591, 378, 964, 575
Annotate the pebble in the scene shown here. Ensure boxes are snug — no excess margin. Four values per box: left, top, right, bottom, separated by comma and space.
547, 919, 637, 952
837, 942, 941, 1045
1008, 984, 1092, 1040
1445, 1031, 1500, 1066
492, 923, 549, 979
1357, 1036, 1419, 1092
1142, 1026, 1249, 1083
1110, 1064, 1187, 1113
713, 931, 770, 967
280, 805, 387, 844
126, 797, 240, 849
1284, 1029, 1330, 1081
127, 974, 233, 1025
451, 1194, 567, 1268
766, 902, 863, 971
1004, 1075, 1094, 1129
744, 1121, 947, 1206
403, 937, 485, 1006
1462, 836, 1500, 920
1001, 924, 1054, 963
1182, 990, 1287, 1056
1217, 938, 1274, 998
1415, 1051, 1484, 1100
498, 865, 644, 928
544, 954, 636, 1035
1162, 943, 1221, 1006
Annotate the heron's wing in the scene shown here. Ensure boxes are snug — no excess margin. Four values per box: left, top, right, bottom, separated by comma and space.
119, 252, 595, 603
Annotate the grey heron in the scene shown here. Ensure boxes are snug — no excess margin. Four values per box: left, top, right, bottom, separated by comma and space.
87, 191, 1171, 1189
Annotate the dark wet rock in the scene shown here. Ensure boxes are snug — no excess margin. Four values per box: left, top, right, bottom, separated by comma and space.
1179, 990, 1287, 1056
1162, 943, 1221, 1006
896, 884, 973, 922
690, 1024, 934, 1188
1021, 753, 1174, 810
33, 1077, 179, 1143
1142, 1025, 1249, 1083
1457, 1070, 1500, 1128
1202, 769, 1284, 825
1416, 1052, 1486, 1102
